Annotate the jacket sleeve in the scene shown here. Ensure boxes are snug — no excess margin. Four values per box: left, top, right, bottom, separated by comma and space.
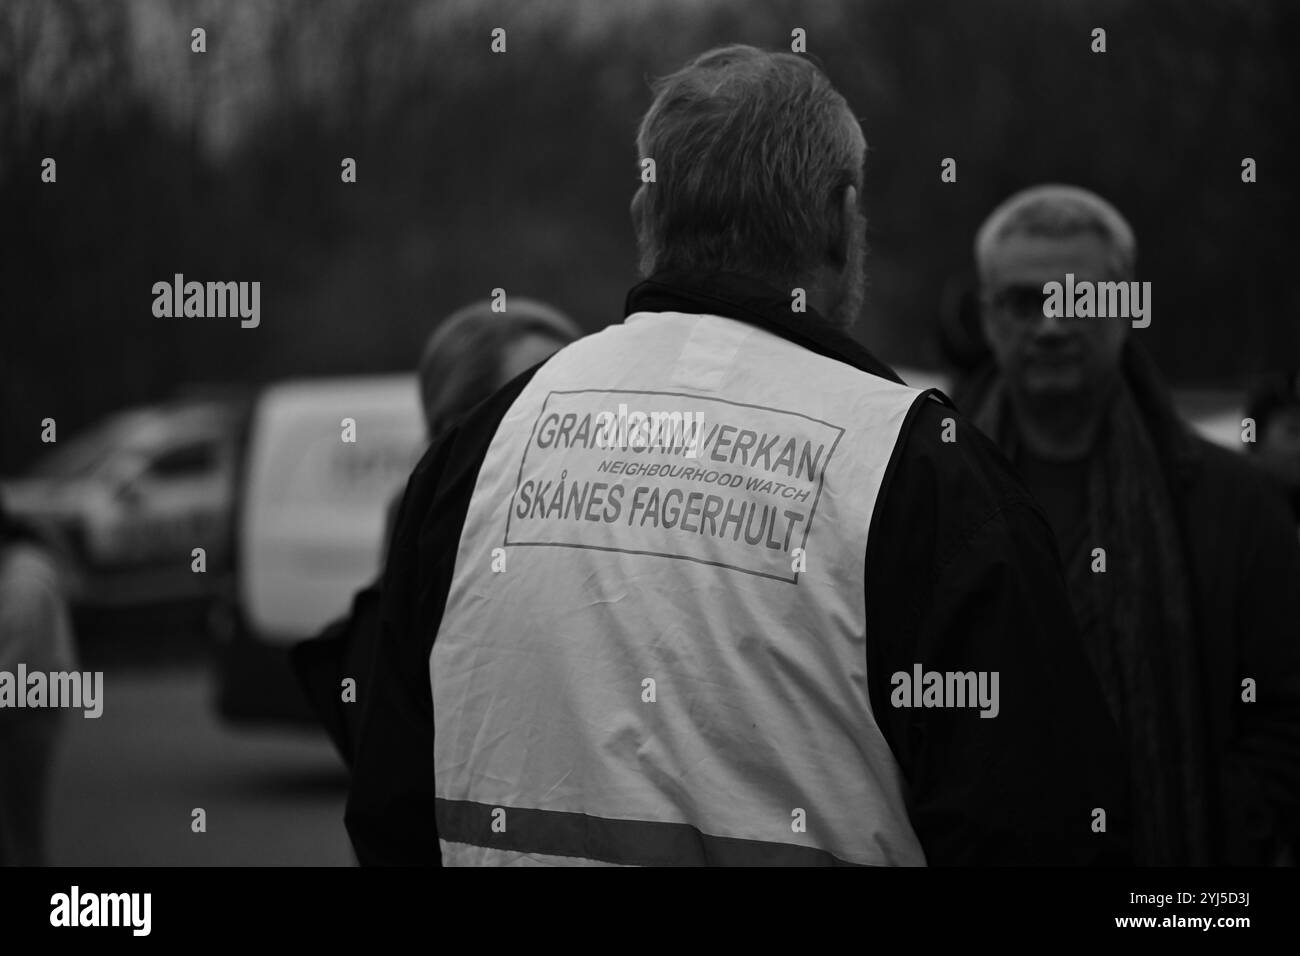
343, 430, 455, 865
289, 590, 367, 770
345, 365, 542, 866
865, 399, 1131, 865
1221, 487, 1300, 863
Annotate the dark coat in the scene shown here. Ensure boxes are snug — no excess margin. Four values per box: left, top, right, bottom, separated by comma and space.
342, 272, 1132, 866
1174, 438, 1300, 863
954, 348, 1300, 864
290, 582, 382, 770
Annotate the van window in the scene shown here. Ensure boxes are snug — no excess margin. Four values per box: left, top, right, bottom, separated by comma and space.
148, 442, 218, 479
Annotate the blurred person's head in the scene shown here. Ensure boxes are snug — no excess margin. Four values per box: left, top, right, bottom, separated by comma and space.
0, 490, 17, 547
1246, 371, 1300, 490
976, 185, 1135, 410
418, 299, 580, 441
631, 45, 868, 329
0, 488, 45, 551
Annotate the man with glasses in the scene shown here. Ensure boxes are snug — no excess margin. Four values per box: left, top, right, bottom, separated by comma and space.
967, 184, 1300, 865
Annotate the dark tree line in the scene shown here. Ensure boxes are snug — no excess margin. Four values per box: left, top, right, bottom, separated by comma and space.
3, 0, 1297, 473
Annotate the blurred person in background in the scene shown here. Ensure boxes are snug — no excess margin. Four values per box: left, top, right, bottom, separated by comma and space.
0, 491, 77, 866
292, 301, 580, 770
346, 45, 1128, 867
417, 300, 583, 446
1246, 371, 1300, 531
967, 184, 1300, 865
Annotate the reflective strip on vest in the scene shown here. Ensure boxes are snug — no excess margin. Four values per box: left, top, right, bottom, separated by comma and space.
431, 311, 929, 866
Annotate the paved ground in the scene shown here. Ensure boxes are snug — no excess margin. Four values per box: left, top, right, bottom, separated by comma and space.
45, 603, 354, 866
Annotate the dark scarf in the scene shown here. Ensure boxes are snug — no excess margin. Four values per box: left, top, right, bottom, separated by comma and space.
967, 344, 1213, 865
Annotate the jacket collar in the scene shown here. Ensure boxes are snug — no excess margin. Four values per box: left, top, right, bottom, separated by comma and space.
624, 270, 914, 388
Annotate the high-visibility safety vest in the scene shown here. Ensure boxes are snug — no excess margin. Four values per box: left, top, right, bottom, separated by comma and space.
430, 309, 930, 866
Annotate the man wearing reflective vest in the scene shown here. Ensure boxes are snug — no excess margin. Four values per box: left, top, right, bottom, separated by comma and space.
346, 45, 1128, 866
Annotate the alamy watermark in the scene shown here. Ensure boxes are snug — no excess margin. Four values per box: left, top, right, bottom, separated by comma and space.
536, 403, 705, 458
0, 665, 103, 718
50, 886, 150, 936
152, 273, 260, 328
1042, 272, 1151, 328
891, 664, 1000, 718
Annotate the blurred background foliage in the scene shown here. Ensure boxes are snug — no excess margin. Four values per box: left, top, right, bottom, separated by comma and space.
2, 0, 1297, 472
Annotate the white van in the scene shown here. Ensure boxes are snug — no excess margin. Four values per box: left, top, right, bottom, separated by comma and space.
217, 376, 425, 722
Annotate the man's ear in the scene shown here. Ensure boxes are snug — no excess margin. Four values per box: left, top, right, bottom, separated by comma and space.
974, 283, 997, 341
630, 185, 656, 275
629, 185, 648, 235
828, 184, 857, 267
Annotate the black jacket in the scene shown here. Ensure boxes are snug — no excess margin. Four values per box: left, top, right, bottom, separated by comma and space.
344, 272, 1130, 865
1171, 438, 1300, 863
954, 350, 1300, 864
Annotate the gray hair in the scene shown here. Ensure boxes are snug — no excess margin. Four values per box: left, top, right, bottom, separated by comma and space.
633, 45, 864, 286
975, 184, 1137, 282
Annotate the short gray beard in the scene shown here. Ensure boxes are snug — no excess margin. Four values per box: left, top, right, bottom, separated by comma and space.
831, 264, 866, 330
830, 221, 868, 330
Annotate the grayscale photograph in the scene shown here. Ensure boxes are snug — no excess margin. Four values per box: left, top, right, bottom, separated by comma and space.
1, 0, 1297, 939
